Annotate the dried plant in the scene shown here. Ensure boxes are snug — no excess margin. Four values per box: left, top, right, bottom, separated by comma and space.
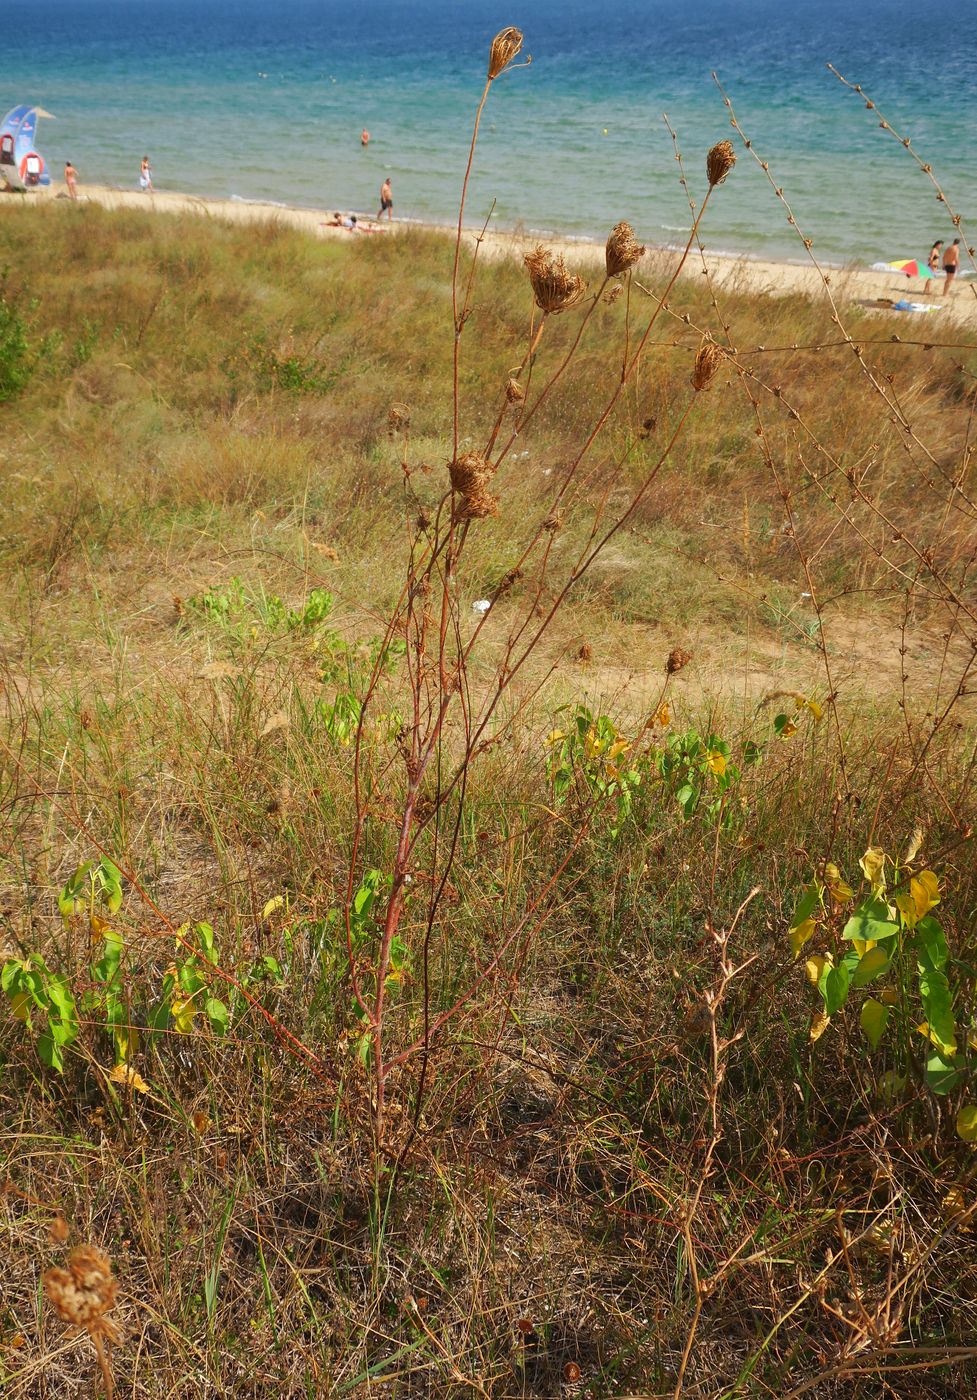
706, 138, 736, 186
524, 245, 587, 314
666, 647, 693, 674
488, 26, 524, 80
448, 451, 497, 519
691, 337, 724, 390
504, 375, 525, 403
605, 220, 646, 277
44, 1244, 121, 1399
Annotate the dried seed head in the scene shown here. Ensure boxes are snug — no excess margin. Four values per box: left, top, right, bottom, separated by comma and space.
605, 221, 645, 277
448, 452, 498, 520
692, 338, 724, 391
387, 403, 411, 433
488, 26, 523, 80
706, 139, 736, 187
666, 647, 692, 674
44, 1245, 119, 1331
505, 376, 525, 403
603, 283, 624, 305
524, 245, 587, 314
577, 643, 593, 663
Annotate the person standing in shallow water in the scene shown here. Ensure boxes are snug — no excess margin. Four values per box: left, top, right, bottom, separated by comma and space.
64, 161, 78, 200
377, 176, 392, 221
942, 238, 960, 294
361, 129, 370, 147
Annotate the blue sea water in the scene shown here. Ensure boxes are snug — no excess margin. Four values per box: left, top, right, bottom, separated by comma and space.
6, 0, 976, 264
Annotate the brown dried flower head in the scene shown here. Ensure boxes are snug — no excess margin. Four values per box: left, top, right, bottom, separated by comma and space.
605, 221, 645, 277
44, 1245, 119, 1332
692, 338, 724, 391
448, 452, 498, 520
387, 403, 411, 433
505, 376, 525, 403
706, 139, 736, 187
524, 245, 587, 314
488, 26, 523, 80
603, 283, 624, 305
666, 647, 693, 674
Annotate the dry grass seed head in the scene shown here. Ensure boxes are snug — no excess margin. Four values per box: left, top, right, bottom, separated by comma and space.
707, 139, 737, 187
692, 338, 724, 391
666, 647, 693, 674
524, 245, 587, 314
605, 221, 646, 277
448, 452, 498, 520
488, 27, 523, 80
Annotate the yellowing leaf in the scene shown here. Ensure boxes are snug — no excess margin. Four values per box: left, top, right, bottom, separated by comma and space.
911, 870, 940, 917
10, 989, 30, 1023
859, 846, 887, 892
779, 719, 798, 738
804, 955, 829, 986
803, 698, 823, 722
545, 729, 566, 748
108, 1062, 150, 1094
881, 987, 900, 1006
607, 739, 631, 762
789, 917, 816, 958
706, 749, 727, 776
955, 1104, 977, 1144
89, 913, 112, 939
809, 1008, 831, 1043
851, 938, 877, 956
860, 997, 888, 1051
171, 996, 196, 1035
825, 863, 854, 904
902, 825, 924, 866
652, 702, 671, 728
191, 1110, 212, 1134
916, 1020, 957, 1058
114, 1026, 138, 1062
261, 895, 285, 921
852, 946, 889, 987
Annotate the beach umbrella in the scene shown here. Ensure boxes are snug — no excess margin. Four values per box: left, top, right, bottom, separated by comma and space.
886, 258, 935, 279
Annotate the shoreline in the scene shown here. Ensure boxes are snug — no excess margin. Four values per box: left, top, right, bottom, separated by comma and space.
7, 182, 977, 324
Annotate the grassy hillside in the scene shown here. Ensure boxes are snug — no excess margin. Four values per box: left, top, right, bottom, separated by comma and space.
1, 199, 977, 1398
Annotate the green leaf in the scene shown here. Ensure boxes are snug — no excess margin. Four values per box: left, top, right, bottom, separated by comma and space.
919, 968, 957, 1057
195, 922, 218, 964
842, 896, 899, 943
915, 916, 948, 972
957, 1104, 977, 1143
860, 998, 888, 1051
823, 962, 850, 1015
926, 1053, 965, 1096
37, 1031, 65, 1072
851, 946, 891, 988
205, 997, 229, 1036
792, 882, 821, 926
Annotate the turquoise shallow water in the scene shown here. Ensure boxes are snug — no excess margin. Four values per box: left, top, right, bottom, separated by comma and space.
6, 0, 976, 264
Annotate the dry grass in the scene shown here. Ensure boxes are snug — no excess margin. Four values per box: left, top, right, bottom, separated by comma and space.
1, 192, 977, 1399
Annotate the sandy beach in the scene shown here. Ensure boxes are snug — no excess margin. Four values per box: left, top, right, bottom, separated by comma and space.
8, 181, 977, 326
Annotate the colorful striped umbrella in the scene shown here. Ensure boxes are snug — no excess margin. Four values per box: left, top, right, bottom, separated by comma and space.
886, 259, 936, 279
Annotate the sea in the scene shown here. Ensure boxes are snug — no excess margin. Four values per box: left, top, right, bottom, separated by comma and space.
7, 0, 976, 266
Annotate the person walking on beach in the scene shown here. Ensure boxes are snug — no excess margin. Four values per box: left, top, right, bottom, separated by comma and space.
942, 238, 960, 294
377, 176, 393, 221
64, 161, 78, 200
928, 239, 943, 275
139, 156, 153, 192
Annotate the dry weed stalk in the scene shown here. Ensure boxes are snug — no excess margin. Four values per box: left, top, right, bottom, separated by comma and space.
44, 1244, 121, 1399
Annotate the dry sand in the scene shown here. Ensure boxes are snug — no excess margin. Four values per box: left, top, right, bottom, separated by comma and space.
9, 181, 977, 326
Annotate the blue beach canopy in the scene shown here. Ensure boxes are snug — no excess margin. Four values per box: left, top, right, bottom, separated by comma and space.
0, 104, 55, 189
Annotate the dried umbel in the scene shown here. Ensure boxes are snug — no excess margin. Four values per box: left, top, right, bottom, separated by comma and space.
605, 221, 645, 277
524, 245, 587, 314
488, 26, 523, 80
692, 339, 724, 391
45, 1244, 120, 1331
706, 139, 736, 187
666, 647, 693, 674
448, 452, 498, 520
505, 376, 525, 403
387, 402, 411, 433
